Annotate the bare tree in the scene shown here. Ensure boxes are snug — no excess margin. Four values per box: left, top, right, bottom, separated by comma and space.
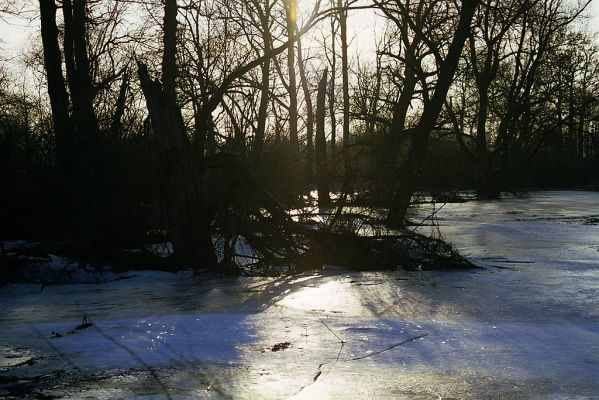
378, 0, 481, 226
138, 0, 326, 265
446, 0, 592, 197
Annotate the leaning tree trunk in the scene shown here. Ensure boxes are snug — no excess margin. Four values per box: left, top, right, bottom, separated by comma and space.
381, 52, 418, 192
386, 0, 480, 227
110, 73, 128, 138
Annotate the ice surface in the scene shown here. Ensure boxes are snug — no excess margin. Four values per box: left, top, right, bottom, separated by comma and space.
1, 190, 598, 398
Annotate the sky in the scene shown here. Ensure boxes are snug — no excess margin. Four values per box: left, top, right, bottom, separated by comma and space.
0, 10, 34, 62
1, 1, 598, 69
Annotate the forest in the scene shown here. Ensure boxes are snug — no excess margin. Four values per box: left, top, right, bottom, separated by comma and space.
2, 0, 598, 276
1, 1, 599, 398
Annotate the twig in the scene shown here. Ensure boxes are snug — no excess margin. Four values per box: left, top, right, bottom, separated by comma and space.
320, 320, 346, 344
346, 333, 429, 361
410, 203, 447, 233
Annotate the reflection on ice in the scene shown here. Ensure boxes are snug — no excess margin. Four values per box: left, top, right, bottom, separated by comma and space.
276, 280, 366, 315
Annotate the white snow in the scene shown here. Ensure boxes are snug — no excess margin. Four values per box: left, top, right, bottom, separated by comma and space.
1, 190, 598, 398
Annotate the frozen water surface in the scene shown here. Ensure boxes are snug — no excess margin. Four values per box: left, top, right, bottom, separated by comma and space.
1, 190, 599, 398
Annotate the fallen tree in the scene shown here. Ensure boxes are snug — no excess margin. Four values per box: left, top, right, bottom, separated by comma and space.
0, 154, 474, 284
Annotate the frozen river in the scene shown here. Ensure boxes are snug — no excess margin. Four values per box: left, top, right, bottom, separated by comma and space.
1, 190, 598, 398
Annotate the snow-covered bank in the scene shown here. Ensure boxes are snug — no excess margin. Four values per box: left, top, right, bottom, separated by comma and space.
1, 190, 599, 398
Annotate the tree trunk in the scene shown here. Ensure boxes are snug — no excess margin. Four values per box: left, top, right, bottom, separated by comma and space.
315, 68, 331, 206
297, 35, 314, 182
338, 0, 350, 147
474, 81, 499, 198
38, 0, 74, 169
329, 4, 337, 161
255, 54, 271, 155
367, 52, 383, 138
110, 73, 128, 138
62, 0, 99, 143
254, 2, 272, 155
138, 0, 216, 268
338, 0, 351, 194
384, 57, 418, 186
386, 0, 479, 227
285, 0, 299, 154
193, 100, 206, 156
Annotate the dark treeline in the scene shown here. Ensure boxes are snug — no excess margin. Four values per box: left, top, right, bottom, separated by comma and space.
1, 0, 597, 272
